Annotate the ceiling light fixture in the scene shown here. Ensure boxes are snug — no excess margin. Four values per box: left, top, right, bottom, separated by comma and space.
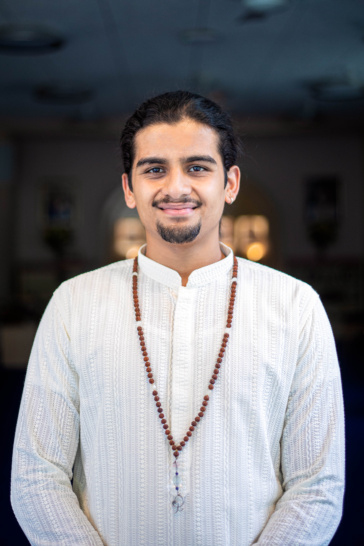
238, 0, 290, 22
0, 25, 64, 53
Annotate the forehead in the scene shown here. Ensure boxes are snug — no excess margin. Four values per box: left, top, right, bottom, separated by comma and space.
133, 119, 221, 164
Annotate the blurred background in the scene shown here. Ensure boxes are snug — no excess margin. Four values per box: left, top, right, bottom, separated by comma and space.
0, 0, 363, 543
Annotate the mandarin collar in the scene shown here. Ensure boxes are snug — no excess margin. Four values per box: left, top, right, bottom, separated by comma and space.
137, 243, 234, 290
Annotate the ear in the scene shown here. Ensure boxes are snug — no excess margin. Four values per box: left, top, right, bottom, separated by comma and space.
224, 165, 240, 204
122, 173, 136, 209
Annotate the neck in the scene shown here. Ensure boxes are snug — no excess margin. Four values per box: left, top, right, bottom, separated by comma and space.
144, 235, 224, 286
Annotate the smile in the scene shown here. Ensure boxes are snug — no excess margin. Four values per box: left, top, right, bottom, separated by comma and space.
154, 200, 201, 217
157, 204, 198, 216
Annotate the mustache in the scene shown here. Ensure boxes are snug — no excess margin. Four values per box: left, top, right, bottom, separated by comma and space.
152, 196, 202, 208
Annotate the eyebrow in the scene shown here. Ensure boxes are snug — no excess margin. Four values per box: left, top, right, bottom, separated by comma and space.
135, 157, 167, 168
135, 155, 218, 169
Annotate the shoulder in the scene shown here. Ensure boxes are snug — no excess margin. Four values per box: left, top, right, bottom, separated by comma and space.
52, 259, 134, 315
236, 257, 320, 323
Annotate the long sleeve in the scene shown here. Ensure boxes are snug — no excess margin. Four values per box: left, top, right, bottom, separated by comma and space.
256, 295, 345, 545
11, 288, 104, 545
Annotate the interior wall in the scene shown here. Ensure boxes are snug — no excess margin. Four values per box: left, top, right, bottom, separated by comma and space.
243, 134, 364, 260
11, 131, 364, 276
14, 137, 123, 266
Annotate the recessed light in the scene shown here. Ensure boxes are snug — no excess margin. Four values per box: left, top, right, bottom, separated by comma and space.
238, 0, 290, 22
0, 25, 64, 53
244, 0, 290, 10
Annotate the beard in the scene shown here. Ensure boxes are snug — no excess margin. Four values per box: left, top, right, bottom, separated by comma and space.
156, 220, 201, 244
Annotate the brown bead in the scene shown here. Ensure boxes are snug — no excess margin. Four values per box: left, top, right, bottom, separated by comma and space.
157, 408, 163, 414
192, 420, 197, 427
156, 402, 161, 407
167, 434, 173, 440
177, 445, 183, 451
149, 378, 154, 384
161, 419, 166, 424
137, 326, 142, 331
222, 341, 227, 348
174, 451, 179, 458
169, 439, 175, 445
195, 416, 201, 422
147, 372, 153, 378
210, 379, 215, 385
213, 369, 219, 375
172, 445, 177, 451
224, 333, 229, 339
200, 406, 206, 412
189, 425, 195, 432
187, 431, 192, 437
152, 390, 158, 396
184, 436, 189, 442
212, 374, 218, 380
142, 351, 148, 356
154, 395, 159, 401
217, 357, 222, 364
163, 424, 168, 429
144, 356, 149, 362
208, 384, 214, 390
139, 335, 144, 341
180, 441, 185, 447
215, 363, 221, 369
204, 395, 210, 401
198, 411, 204, 417
202, 400, 208, 407
146, 367, 152, 372
219, 352, 224, 358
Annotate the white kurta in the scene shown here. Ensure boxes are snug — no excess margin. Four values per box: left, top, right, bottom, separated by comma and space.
11, 246, 345, 545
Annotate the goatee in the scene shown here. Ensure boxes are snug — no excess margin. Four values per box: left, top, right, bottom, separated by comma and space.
156, 221, 201, 244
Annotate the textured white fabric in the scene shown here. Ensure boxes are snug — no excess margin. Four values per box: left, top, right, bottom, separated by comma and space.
11, 246, 345, 545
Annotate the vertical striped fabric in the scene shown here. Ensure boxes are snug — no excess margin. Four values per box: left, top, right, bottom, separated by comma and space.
11, 246, 344, 545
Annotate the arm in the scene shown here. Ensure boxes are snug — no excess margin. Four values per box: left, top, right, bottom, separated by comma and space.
11, 289, 104, 545
256, 295, 345, 546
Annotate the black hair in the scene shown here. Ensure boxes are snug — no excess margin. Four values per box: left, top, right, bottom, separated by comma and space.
120, 90, 241, 189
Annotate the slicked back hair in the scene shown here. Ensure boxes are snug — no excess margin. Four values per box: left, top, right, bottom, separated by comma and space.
120, 90, 241, 189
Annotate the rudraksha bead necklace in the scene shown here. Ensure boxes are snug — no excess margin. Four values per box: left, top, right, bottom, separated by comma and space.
132, 255, 238, 512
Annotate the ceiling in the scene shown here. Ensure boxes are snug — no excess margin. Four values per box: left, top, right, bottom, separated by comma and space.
0, 0, 364, 128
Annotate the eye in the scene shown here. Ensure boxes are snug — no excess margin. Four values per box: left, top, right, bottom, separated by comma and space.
188, 165, 206, 172
146, 167, 164, 174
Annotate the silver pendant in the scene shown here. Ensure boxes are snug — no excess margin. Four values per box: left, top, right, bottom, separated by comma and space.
172, 493, 184, 513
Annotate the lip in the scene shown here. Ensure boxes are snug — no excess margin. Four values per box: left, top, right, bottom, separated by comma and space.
156, 202, 200, 216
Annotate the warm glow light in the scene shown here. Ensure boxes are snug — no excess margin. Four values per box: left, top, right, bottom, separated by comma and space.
125, 246, 140, 259
246, 242, 266, 261
112, 217, 145, 259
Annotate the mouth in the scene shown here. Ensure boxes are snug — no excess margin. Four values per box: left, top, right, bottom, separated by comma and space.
153, 199, 201, 217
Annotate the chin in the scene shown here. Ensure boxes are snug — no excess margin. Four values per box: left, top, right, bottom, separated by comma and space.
156, 221, 201, 244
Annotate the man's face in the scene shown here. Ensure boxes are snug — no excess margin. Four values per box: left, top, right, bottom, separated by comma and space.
122, 119, 239, 249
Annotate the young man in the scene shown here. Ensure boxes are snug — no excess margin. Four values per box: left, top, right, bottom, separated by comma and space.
11, 91, 344, 545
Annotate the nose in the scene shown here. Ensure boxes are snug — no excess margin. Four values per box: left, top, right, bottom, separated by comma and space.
161, 168, 192, 199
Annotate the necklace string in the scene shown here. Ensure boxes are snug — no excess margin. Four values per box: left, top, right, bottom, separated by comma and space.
132, 255, 238, 511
